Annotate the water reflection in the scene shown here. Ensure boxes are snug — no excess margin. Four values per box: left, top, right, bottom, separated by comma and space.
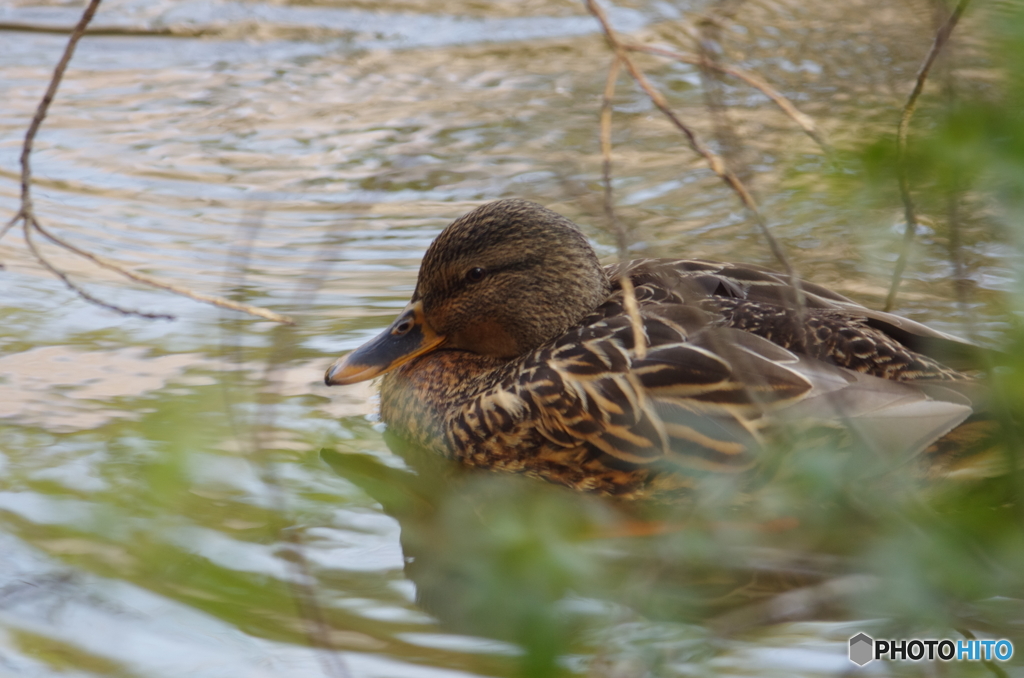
1, 0, 1017, 675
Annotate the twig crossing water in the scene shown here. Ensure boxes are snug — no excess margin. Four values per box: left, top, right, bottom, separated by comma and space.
2, 0, 292, 324
884, 0, 973, 312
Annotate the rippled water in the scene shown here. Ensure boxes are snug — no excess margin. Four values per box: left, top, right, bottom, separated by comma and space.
0, 1, 1015, 676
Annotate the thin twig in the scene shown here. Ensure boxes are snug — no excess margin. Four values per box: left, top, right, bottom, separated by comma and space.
599, 56, 648, 359
884, 0, 972, 311
945, 192, 974, 326
16, 1, 102, 216
34, 221, 294, 323
584, 0, 801, 291
695, 15, 750, 186
626, 43, 834, 157
24, 220, 173, 320
0, 217, 18, 243
0, 21, 202, 37
601, 57, 625, 260
6, 0, 293, 324
587, 0, 817, 433
930, 1, 976, 334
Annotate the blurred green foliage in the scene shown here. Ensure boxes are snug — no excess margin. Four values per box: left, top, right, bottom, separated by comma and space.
5, 2, 1024, 678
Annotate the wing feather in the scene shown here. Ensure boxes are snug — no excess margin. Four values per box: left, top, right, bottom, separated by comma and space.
441, 261, 977, 486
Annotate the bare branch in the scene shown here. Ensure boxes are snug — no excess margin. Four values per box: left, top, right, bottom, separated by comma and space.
0, 21, 200, 37
16, 1, 100, 217
6, 0, 294, 325
23, 218, 174, 320
884, 0, 972, 311
599, 56, 648, 359
626, 43, 834, 157
34, 221, 295, 324
584, 0, 801, 290
600, 57, 625, 260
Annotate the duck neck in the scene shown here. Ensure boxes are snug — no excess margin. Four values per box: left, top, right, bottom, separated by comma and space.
379, 349, 510, 457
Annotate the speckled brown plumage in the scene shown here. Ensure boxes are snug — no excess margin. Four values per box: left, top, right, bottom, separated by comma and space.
329, 199, 984, 501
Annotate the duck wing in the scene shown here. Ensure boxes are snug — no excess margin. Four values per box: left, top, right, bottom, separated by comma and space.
473, 303, 974, 483
512, 311, 779, 476
606, 258, 982, 376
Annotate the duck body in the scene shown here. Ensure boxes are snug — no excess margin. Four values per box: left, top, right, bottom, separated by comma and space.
327, 200, 982, 500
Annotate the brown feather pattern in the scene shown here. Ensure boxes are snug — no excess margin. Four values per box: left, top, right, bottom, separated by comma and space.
355, 200, 985, 500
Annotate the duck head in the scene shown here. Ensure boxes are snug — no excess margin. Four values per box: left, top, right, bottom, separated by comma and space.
325, 199, 610, 385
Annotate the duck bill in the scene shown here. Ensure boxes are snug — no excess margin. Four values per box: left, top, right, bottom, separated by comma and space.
325, 301, 446, 385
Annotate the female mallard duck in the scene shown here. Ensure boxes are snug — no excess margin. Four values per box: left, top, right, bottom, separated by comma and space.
326, 199, 983, 500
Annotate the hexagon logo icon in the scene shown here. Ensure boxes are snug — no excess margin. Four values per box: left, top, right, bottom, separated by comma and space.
849, 633, 874, 666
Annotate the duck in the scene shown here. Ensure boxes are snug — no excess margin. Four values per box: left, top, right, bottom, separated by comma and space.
325, 199, 986, 501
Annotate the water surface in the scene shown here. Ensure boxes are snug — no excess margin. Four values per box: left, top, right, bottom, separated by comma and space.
0, 0, 1014, 676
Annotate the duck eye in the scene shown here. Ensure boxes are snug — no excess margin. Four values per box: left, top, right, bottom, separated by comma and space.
393, 319, 413, 335
465, 267, 487, 283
